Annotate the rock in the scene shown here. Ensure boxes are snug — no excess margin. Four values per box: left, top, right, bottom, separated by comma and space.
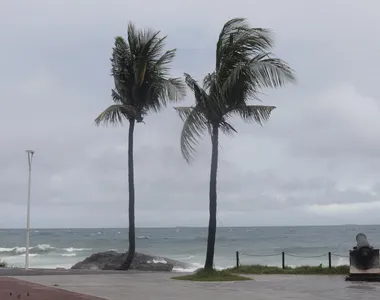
71, 251, 190, 272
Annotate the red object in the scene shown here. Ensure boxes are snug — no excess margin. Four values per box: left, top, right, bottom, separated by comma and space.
0, 277, 105, 300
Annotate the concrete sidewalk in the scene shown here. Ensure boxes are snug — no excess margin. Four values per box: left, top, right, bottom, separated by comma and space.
12, 272, 380, 300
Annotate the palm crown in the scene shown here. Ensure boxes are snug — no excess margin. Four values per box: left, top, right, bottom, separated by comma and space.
176, 18, 296, 161
96, 23, 186, 126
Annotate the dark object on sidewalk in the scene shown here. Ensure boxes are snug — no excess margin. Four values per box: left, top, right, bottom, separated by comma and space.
346, 233, 380, 281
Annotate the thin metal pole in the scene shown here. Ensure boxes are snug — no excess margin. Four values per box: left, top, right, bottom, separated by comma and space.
236, 251, 240, 269
328, 252, 332, 269
25, 150, 34, 270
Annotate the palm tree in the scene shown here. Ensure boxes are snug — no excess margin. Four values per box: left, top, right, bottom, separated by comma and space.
95, 23, 186, 270
175, 18, 295, 270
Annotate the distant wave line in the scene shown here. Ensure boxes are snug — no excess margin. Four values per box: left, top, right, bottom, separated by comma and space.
0, 244, 92, 256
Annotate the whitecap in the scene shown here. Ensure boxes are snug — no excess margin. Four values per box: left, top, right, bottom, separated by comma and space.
172, 263, 226, 273
0, 244, 56, 255
19, 253, 38, 257
137, 235, 150, 239
172, 262, 203, 273
153, 258, 167, 264
62, 253, 76, 257
64, 247, 92, 252
0, 247, 25, 254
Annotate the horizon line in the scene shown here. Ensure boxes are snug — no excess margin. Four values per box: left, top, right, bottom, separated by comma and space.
0, 224, 379, 230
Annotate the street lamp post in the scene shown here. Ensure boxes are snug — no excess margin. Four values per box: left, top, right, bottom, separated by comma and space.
25, 150, 34, 270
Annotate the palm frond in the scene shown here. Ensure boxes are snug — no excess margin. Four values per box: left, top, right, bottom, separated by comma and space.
111, 89, 126, 104
104, 23, 184, 122
155, 49, 176, 72
165, 77, 187, 101
216, 18, 273, 72
219, 121, 237, 136
175, 106, 208, 162
112, 36, 130, 70
174, 106, 193, 121
229, 104, 275, 126
216, 18, 246, 67
184, 73, 209, 105
185, 73, 228, 125
203, 72, 216, 91
94, 104, 136, 126
247, 54, 296, 89
134, 29, 163, 86
219, 52, 295, 107
127, 22, 139, 55
147, 36, 168, 61
111, 37, 132, 103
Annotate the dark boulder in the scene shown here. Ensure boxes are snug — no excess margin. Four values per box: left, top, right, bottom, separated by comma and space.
71, 251, 189, 272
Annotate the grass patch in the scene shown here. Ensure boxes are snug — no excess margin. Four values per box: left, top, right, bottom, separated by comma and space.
0, 260, 8, 268
172, 268, 252, 281
226, 264, 349, 275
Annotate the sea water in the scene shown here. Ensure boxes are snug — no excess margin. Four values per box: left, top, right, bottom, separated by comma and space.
0, 225, 378, 271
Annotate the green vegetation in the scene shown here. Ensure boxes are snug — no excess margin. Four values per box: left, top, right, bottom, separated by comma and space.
0, 260, 8, 268
95, 23, 185, 270
172, 268, 252, 281
227, 264, 349, 275
175, 17, 295, 270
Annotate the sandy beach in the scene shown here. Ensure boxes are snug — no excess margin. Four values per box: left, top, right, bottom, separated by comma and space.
3, 272, 379, 300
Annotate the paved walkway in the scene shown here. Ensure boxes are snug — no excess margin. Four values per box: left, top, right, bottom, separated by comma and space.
12, 272, 380, 300
0, 277, 105, 300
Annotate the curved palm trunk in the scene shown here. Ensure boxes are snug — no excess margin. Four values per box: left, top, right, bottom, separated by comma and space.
204, 124, 219, 270
119, 119, 136, 270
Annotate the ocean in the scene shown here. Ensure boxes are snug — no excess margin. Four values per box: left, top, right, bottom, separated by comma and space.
0, 225, 378, 271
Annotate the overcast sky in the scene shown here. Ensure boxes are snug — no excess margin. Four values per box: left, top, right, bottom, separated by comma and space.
1, 0, 380, 228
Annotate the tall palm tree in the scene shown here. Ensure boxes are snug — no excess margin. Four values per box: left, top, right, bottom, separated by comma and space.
95, 23, 186, 270
175, 18, 295, 270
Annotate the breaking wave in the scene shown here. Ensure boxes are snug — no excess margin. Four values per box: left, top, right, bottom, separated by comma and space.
61, 253, 76, 257
172, 262, 203, 273
0, 244, 92, 256
63, 247, 92, 252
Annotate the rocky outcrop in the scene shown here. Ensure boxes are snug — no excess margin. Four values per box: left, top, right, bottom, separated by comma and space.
71, 251, 189, 272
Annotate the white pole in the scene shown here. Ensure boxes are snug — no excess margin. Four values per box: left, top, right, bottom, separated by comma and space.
25, 150, 34, 270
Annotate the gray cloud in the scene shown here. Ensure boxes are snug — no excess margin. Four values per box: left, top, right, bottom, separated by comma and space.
0, 0, 380, 228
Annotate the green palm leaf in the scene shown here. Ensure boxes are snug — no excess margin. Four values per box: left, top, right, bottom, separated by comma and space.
177, 17, 295, 162
228, 104, 276, 125
175, 106, 209, 162
99, 22, 185, 124
94, 104, 136, 126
